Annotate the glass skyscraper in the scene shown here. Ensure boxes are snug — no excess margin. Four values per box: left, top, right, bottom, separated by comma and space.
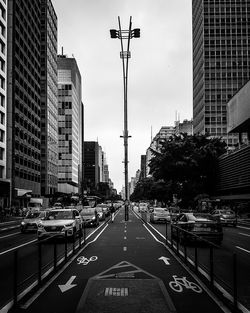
57, 55, 83, 194
193, 0, 250, 145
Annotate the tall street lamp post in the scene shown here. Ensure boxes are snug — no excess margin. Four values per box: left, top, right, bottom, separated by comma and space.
110, 16, 140, 221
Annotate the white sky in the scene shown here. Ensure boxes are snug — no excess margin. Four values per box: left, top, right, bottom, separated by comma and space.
52, 0, 193, 192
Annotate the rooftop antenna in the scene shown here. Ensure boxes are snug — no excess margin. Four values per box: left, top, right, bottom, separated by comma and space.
61, 46, 63, 55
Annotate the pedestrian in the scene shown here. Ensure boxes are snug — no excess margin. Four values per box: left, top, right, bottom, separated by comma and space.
110, 203, 115, 223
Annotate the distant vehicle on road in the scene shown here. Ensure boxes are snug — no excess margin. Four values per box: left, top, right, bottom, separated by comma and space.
37, 209, 82, 241
172, 212, 223, 245
96, 204, 110, 217
95, 206, 106, 221
150, 208, 170, 223
80, 208, 99, 227
211, 209, 237, 227
27, 198, 43, 211
20, 210, 49, 233
138, 202, 148, 213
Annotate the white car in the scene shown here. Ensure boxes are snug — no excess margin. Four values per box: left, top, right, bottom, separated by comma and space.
138, 202, 148, 213
37, 209, 82, 241
20, 210, 49, 233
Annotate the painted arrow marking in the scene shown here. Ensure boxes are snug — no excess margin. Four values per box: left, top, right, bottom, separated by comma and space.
158, 256, 170, 265
58, 276, 77, 293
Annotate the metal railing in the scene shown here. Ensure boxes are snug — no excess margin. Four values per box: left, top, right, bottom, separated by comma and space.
0, 225, 87, 311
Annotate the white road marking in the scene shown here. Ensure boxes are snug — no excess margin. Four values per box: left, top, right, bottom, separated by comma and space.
142, 223, 232, 313
0, 239, 37, 256
238, 232, 250, 237
58, 276, 77, 293
0, 232, 20, 239
0, 225, 19, 231
20, 223, 109, 309
123, 246, 127, 251
236, 246, 250, 254
237, 225, 250, 230
158, 256, 170, 265
124, 230, 127, 233
124, 236, 127, 240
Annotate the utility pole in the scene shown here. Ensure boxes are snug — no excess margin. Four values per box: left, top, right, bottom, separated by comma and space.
110, 17, 140, 221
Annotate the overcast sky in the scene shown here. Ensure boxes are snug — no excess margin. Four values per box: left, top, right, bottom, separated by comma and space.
52, 0, 193, 192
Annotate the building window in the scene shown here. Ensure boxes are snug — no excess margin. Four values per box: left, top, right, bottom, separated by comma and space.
0, 147, 4, 160
0, 165, 3, 178
0, 128, 4, 142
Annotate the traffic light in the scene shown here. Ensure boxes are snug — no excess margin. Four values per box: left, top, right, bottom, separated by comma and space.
133, 28, 140, 38
110, 29, 118, 38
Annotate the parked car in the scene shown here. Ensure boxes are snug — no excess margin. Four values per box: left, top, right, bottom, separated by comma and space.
150, 208, 170, 223
211, 209, 237, 227
172, 212, 223, 245
37, 208, 82, 241
95, 206, 106, 221
80, 208, 99, 227
20, 209, 50, 233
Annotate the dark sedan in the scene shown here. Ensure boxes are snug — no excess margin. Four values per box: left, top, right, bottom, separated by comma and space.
172, 212, 223, 245
80, 208, 99, 227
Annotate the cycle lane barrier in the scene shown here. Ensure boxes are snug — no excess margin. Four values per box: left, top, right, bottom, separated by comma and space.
12, 207, 229, 313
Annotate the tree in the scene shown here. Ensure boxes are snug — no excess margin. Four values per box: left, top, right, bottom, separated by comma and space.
149, 134, 226, 207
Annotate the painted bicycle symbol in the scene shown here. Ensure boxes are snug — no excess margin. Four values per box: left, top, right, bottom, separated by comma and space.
169, 275, 202, 293
77, 256, 98, 265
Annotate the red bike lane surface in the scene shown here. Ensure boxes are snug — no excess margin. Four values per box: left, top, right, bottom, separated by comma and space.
13, 209, 227, 313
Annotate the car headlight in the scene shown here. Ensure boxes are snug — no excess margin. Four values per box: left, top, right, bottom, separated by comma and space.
92, 216, 96, 220
21, 222, 26, 226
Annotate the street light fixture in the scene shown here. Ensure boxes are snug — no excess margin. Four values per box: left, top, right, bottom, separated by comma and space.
110, 16, 140, 221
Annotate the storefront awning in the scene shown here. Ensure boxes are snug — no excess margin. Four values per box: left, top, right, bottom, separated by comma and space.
15, 188, 32, 197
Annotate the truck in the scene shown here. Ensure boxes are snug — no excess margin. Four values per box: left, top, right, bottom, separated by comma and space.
27, 198, 43, 211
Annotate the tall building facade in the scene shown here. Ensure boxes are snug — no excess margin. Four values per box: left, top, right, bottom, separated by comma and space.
57, 55, 83, 194
40, 0, 58, 196
0, 0, 8, 207
7, 0, 43, 204
84, 141, 100, 191
193, 1, 250, 145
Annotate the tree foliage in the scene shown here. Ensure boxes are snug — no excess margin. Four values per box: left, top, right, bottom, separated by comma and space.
148, 134, 226, 206
131, 134, 226, 208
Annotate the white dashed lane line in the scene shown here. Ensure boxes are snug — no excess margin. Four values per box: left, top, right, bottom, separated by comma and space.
238, 232, 250, 237
236, 246, 250, 254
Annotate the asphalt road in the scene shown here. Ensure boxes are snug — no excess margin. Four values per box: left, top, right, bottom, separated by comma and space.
143, 211, 250, 312
7, 208, 230, 313
0, 219, 103, 310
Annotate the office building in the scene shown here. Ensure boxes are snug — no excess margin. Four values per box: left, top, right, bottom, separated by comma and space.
57, 55, 83, 194
0, 0, 8, 207
175, 119, 193, 136
40, 0, 58, 196
84, 141, 100, 191
7, 0, 42, 204
192, 0, 250, 145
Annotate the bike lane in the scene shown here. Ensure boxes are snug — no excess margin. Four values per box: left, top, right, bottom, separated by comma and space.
13, 208, 229, 313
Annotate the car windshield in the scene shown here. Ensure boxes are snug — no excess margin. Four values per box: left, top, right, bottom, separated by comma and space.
154, 208, 166, 213
26, 211, 41, 219
45, 211, 73, 220
95, 207, 103, 212
81, 209, 96, 216
221, 210, 234, 215
187, 213, 214, 221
